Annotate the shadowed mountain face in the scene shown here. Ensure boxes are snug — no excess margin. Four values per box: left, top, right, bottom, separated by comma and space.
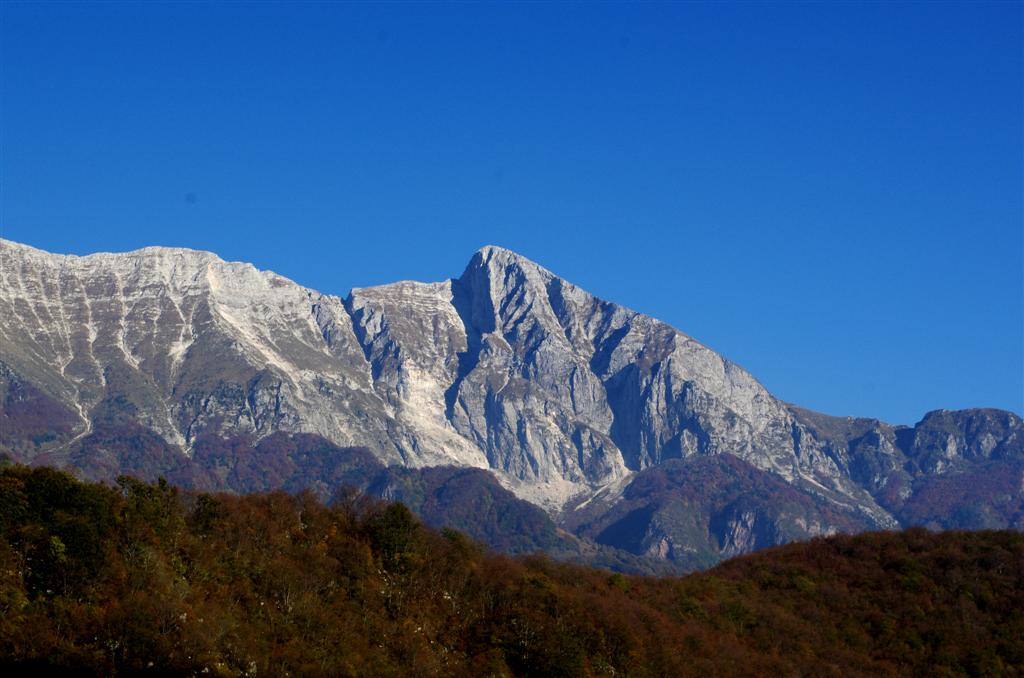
1, 238, 1021, 570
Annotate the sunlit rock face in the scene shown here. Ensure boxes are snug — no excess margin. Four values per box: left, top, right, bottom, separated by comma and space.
350, 245, 894, 518
2, 238, 1020, 539
0, 239, 410, 467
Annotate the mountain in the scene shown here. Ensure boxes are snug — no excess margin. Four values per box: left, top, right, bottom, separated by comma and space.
1, 238, 1021, 569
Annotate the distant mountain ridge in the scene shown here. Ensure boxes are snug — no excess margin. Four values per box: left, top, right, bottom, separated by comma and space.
1, 238, 1021, 569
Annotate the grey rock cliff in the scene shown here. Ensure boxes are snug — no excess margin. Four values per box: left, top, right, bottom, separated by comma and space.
348, 246, 892, 518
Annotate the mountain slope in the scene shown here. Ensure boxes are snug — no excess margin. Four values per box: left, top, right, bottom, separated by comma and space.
349, 245, 898, 520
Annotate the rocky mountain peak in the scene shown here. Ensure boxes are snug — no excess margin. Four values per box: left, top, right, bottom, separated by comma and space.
471, 244, 549, 272
454, 245, 561, 338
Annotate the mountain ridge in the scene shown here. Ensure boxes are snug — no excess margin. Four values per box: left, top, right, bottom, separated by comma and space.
10, 237, 1009, 424
2, 237, 1021, 567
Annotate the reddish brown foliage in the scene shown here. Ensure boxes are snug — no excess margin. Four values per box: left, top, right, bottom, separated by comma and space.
1, 464, 1021, 676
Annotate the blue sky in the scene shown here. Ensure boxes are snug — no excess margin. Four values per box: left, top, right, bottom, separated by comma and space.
2, 2, 1021, 424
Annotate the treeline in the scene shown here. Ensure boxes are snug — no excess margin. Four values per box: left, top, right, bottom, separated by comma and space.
0, 463, 1022, 677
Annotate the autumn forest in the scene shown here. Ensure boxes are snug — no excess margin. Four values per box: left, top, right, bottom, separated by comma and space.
1, 462, 1022, 677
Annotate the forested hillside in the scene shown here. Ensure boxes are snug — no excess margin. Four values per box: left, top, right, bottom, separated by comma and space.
1, 463, 1021, 677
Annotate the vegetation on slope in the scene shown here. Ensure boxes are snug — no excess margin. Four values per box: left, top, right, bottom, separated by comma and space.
1, 462, 1022, 677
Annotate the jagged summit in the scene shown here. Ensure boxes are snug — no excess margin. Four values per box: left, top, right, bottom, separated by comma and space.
471, 244, 550, 270
470, 244, 574, 287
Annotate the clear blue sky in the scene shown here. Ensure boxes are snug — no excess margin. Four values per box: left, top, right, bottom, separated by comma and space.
2, 1, 1021, 424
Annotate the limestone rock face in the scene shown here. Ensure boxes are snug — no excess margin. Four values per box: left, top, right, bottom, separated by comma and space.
904, 409, 1023, 473
2, 238, 1019, 532
346, 246, 886, 516
0, 239, 405, 464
